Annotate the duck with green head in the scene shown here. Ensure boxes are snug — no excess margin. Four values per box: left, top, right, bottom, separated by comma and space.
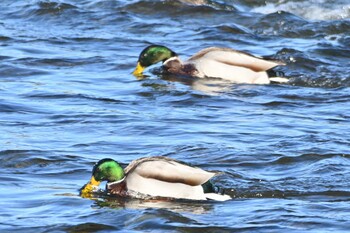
133, 45, 288, 84
81, 156, 231, 201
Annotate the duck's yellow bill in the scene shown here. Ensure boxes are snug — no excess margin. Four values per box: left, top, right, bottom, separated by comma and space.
80, 176, 101, 197
132, 62, 145, 76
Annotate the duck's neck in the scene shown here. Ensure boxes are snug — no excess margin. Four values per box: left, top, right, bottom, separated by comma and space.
163, 56, 183, 66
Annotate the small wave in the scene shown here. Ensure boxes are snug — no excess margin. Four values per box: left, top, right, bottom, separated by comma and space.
0, 150, 91, 176
2, 1, 78, 21
123, 0, 237, 16
226, 188, 350, 199
0, 101, 47, 114
251, 11, 350, 39
0, 64, 50, 78
290, 76, 350, 88
35, 1, 78, 15
63, 223, 117, 233
26, 92, 123, 104
272, 48, 350, 88
0, 36, 12, 41
0, 149, 53, 169
272, 153, 350, 165
251, 0, 350, 20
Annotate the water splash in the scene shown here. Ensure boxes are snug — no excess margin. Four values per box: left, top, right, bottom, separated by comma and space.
252, 0, 350, 20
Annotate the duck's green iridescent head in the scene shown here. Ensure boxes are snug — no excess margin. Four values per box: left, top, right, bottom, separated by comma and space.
92, 158, 125, 182
133, 45, 177, 76
80, 159, 125, 196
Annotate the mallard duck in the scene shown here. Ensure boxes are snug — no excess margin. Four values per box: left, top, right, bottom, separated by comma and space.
133, 45, 288, 84
81, 156, 231, 201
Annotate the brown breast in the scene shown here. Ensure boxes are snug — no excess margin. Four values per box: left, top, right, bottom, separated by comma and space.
107, 181, 128, 197
164, 62, 198, 77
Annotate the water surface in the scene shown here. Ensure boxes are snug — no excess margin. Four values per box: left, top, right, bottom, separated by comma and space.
1, 0, 350, 232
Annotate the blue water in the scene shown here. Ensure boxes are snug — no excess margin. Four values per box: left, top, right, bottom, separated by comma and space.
1, 0, 350, 232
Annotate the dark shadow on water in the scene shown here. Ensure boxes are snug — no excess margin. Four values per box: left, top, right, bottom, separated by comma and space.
84, 193, 216, 214
64, 222, 117, 233
139, 68, 247, 95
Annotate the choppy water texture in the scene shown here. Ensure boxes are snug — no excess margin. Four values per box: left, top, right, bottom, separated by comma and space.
1, 0, 350, 232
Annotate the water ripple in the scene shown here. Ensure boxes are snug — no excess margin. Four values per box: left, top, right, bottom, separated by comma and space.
1, 0, 350, 232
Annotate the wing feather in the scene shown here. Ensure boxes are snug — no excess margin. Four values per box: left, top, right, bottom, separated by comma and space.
188, 47, 284, 72
125, 156, 215, 186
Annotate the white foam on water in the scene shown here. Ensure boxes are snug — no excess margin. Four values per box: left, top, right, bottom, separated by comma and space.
251, 0, 350, 20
